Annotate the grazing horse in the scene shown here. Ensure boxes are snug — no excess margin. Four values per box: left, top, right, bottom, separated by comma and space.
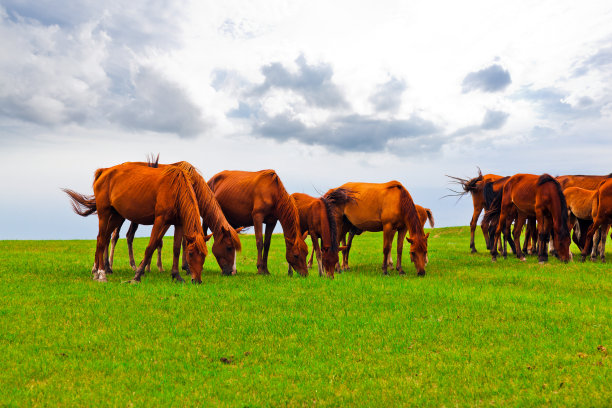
575, 176, 612, 262
63, 163, 208, 283
335, 181, 429, 276
207, 170, 309, 276
343, 203, 434, 269
446, 169, 504, 253
291, 188, 355, 278
108, 161, 242, 276
489, 174, 571, 263
564, 186, 607, 260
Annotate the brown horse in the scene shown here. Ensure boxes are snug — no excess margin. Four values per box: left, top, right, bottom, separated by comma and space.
335, 181, 429, 276
64, 163, 208, 283
489, 174, 571, 263
108, 161, 242, 276
343, 203, 434, 269
447, 169, 504, 253
556, 175, 609, 190
207, 170, 308, 276
581, 177, 612, 262
563, 186, 608, 260
291, 188, 355, 278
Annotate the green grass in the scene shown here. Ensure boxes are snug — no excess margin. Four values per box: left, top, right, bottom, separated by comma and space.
0, 227, 610, 407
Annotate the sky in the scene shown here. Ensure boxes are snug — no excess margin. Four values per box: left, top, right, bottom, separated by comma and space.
1, 0, 612, 239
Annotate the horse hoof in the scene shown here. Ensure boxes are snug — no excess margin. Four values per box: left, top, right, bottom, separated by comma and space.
398, 269, 406, 275
519, 257, 526, 262
538, 261, 546, 265
491, 258, 497, 263
471, 248, 477, 254
172, 275, 185, 283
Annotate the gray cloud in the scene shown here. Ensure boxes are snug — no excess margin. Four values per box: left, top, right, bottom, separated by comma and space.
369, 77, 407, 113
462, 64, 511, 93
252, 54, 348, 109
516, 87, 601, 119
253, 113, 440, 153
0, 3, 206, 138
573, 46, 612, 76
481, 109, 509, 130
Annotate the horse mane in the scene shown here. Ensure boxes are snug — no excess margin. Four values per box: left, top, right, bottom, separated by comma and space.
174, 161, 241, 250
162, 166, 206, 254
444, 167, 484, 199
538, 173, 569, 240
147, 153, 160, 168
392, 183, 425, 240
324, 187, 357, 206
319, 196, 338, 252
268, 171, 301, 241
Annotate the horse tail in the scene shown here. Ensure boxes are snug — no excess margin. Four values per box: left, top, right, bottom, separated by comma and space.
62, 188, 97, 216
425, 208, 435, 228
538, 174, 570, 240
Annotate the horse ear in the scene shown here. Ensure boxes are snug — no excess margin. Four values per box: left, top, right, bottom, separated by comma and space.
234, 226, 245, 234
406, 237, 414, 244
302, 230, 309, 240
425, 232, 430, 239
204, 233, 214, 242
338, 245, 348, 251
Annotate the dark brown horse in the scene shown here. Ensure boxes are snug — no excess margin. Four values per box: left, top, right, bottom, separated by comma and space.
335, 181, 429, 276
207, 170, 309, 276
579, 176, 612, 262
489, 174, 570, 263
291, 188, 355, 277
64, 163, 208, 283
564, 186, 608, 260
447, 169, 504, 253
108, 161, 242, 276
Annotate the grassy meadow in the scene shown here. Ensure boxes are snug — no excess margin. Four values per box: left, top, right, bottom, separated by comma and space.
0, 227, 610, 407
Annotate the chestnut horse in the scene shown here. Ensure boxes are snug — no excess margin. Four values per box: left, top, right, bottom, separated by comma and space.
335, 181, 429, 276
291, 188, 355, 278
581, 176, 612, 262
108, 161, 242, 276
207, 170, 308, 276
446, 169, 504, 253
343, 203, 434, 269
489, 174, 570, 263
63, 163, 208, 283
563, 186, 608, 260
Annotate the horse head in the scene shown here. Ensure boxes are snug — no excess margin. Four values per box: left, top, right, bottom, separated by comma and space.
407, 232, 430, 276
185, 233, 207, 283
287, 230, 309, 276
211, 226, 243, 276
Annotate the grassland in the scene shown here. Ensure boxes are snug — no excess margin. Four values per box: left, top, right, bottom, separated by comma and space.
0, 227, 609, 407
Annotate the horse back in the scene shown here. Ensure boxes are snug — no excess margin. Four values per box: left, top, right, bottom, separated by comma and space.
340, 181, 406, 231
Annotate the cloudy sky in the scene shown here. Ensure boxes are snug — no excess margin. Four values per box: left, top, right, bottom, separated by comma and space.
1, 0, 612, 239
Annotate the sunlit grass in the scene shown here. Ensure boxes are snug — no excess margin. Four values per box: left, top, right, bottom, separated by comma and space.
0, 227, 609, 406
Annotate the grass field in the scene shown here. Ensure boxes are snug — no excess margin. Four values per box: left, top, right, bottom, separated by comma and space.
0, 226, 610, 407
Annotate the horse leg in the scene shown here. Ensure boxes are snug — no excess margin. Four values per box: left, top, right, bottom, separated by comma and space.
132, 217, 168, 283
470, 205, 482, 253
343, 230, 356, 271
126, 222, 139, 271
251, 212, 266, 274
382, 224, 395, 275
108, 219, 124, 271
395, 228, 408, 275
590, 227, 601, 261
598, 225, 609, 262
311, 236, 323, 277
536, 214, 551, 264
513, 214, 526, 261
307, 238, 315, 270
156, 236, 164, 272
95, 211, 124, 282
262, 221, 276, 275
170, 225, 185, 282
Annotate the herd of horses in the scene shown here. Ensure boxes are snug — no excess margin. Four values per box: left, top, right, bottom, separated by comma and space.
63, 157, 431, 283
64, 159, 612, 284
449, 169, 612, 265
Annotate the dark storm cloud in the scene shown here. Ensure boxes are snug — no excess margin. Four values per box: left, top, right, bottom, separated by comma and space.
252, 54, 348, 109
0, 2, 206, 138
253, 113, 440, 153
462, 64, 511, 93
369, 77, 407, 113
481, 109, 509, 130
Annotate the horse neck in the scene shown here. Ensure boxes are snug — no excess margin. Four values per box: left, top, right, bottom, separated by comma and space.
196, 179, 231, 235
172, 172, 203, 237
546, 187, 568, 235
400, 188, 425, 240
274, 190, 301, 243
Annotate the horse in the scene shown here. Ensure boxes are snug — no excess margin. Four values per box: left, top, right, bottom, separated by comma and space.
291, 188, 355, 278
63, 163, 208, 283
564, 186, 608, 260
334, 181, 429, 276
342, 203, 434, 270
107, 161, 242, 276
207, 170, 309, 276
446, 169, 504, 253
488, 174, 571, 263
